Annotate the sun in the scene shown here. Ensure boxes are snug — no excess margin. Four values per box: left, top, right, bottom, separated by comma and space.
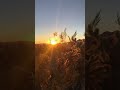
48, 37, 60, 45
50, 39, 57, 45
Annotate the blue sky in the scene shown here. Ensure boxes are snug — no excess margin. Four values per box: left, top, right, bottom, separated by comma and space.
35, 0, 85, 43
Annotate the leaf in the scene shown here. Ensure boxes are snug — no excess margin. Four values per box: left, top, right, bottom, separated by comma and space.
68, 36, 71, 42
91, 10, 101, 28
72, 31, 77, 41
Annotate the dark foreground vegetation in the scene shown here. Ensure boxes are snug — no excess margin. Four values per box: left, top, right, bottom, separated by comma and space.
85, 11, 120, 90
0, 41, 34, 90
36, 12, 120, 90
0, 12, 120, 90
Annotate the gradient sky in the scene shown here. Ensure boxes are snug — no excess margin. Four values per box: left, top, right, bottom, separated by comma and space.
0, 0, 34, 42
86, 0, 120, 33
35, 0, 85, 43
0, 0, 119, 42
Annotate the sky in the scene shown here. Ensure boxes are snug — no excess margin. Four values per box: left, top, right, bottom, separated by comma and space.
35, 0, 85, 43
0, 0, 34, 42
0, 0, 119, 42
86, 0, 120, 33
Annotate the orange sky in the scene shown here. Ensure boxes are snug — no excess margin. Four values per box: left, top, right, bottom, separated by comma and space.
35, 32, 85, 44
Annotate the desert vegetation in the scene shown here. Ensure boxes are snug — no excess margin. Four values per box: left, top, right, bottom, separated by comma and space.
35, 11, 120, 90
1, 11, 119, 90
35, 29, 85, 90
0, 41, 34, 90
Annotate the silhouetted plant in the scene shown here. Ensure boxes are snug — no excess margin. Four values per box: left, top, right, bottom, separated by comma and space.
35, 10, 120, 90
86, 10, 101, 37
85, 11, 112, 90
68, 31, 77, 43
53, 32, 58, 37
116, 12, 120, 26
35, 30, 84, 90
59, 28, 67, 43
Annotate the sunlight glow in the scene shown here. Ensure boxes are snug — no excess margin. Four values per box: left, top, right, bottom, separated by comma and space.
48, 37, 60, 45
51, 39, 57, 45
